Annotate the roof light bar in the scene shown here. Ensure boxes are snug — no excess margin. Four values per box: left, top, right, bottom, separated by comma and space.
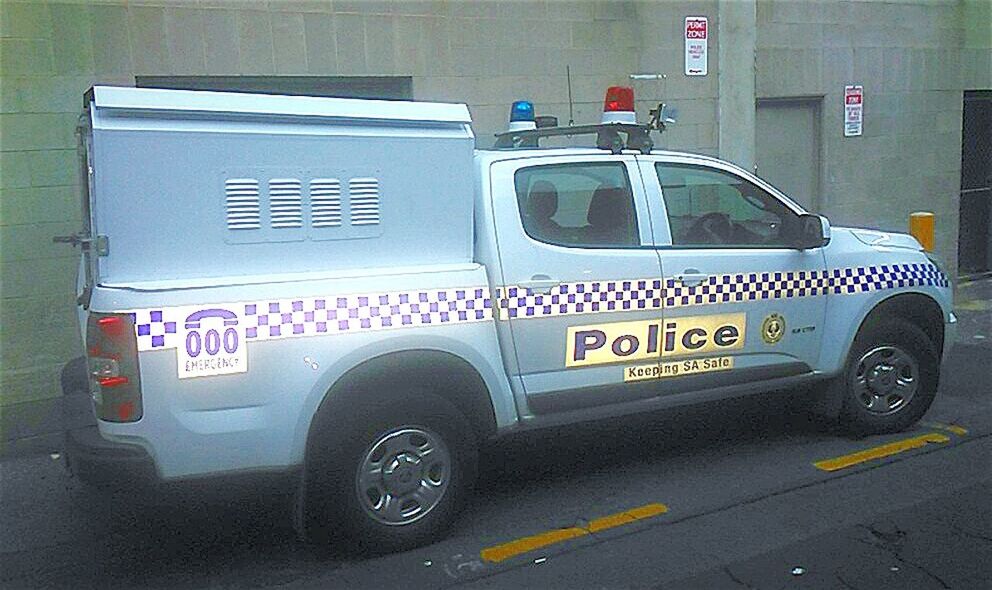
494, 87, 671, 154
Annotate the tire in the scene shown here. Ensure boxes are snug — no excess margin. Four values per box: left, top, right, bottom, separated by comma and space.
835, 318, 939, 435
301, 391, 477, 553
61, 356, 89, 396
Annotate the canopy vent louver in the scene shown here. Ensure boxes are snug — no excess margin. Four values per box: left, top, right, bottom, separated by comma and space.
225, 178, 261, 230
349, 178, 380, 226
310, 179, 342, 228
269, 178, 303, 229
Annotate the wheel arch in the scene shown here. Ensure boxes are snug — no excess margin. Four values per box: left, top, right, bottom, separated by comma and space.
303, 349, 499, 458
811, 291, 946, 420
852, 292, 945, 358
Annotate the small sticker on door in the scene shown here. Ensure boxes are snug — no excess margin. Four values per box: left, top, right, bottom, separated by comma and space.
762, 313, 786, 345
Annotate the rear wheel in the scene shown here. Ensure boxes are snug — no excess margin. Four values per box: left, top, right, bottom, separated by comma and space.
836, 318, 939, 435
301, 391, 477, 553
356, 426, 452, 527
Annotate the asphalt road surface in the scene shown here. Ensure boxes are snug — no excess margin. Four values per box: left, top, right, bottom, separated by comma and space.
2, 341, 990, 589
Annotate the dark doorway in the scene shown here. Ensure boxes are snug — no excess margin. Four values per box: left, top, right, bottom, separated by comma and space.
959, 90, 992, 276
755, 97, 823, 212
135, 76, 413, 101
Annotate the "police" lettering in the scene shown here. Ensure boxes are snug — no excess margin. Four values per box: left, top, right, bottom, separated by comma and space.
566, 313, 746, 367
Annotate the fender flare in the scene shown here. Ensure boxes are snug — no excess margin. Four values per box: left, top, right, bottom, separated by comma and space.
290, 332, 515, 465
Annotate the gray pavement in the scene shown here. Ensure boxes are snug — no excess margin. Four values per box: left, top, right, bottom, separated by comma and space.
955, 277, 992, 345
672, 480, 991, 589
1, 286, 990, 589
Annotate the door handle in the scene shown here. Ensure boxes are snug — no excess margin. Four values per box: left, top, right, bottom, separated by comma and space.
519, 275, 560, 295
676, 268, 708, 287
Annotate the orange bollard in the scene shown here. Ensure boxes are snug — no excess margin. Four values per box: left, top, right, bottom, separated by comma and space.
909, 212, 935, 252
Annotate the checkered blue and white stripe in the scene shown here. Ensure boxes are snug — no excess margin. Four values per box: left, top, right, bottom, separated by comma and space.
131, 287, 492, 352
495, 279, 665, 320
241, 287, 492, 341
661, 270, 832, 310
134, 310, 177, 349
828, 263, 948, 294
496, 263, 948, 319
130, 264, 946, 351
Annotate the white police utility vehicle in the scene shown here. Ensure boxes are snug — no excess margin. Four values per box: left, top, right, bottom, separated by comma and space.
61, 85, 954, 551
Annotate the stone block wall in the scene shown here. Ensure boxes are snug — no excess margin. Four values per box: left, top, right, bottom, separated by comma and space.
756, 0, 992, 274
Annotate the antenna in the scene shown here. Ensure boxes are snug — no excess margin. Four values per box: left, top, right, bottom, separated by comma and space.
566, 65, 574, 126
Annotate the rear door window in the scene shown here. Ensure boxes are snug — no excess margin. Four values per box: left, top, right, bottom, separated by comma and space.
514, 162, 640, 248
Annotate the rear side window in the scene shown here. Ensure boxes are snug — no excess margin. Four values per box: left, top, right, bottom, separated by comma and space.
514, 162, 639, 248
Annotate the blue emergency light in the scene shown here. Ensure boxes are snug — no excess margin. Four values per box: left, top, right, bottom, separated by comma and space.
509, 100, 535, 122
506, 100, 537, 133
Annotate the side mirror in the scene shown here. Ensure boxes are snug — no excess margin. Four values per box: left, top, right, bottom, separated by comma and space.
795, 214, 830, 250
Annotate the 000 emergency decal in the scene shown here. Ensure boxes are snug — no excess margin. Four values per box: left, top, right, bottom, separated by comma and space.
132, 305, 249, 379
565, 313, 746, 368
180, 308, 247, 379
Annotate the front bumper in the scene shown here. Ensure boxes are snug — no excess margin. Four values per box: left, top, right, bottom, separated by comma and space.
65, 426, 157, 487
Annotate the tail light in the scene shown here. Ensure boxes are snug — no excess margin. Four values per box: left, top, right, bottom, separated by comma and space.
86, 312, 142, 422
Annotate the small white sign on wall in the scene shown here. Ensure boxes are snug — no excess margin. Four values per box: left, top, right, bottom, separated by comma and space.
684, 17, 708, 76
844, 85, 864, 137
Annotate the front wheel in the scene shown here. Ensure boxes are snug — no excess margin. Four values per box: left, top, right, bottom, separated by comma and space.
836, 318, 939, 435
301, 392, 477, 553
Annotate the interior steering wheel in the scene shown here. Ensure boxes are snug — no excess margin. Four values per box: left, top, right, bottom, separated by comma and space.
684, 212, 733, 245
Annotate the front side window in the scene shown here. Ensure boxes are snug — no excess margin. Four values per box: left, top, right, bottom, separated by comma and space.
656, 163, 799, 247
514, 162, 639, 248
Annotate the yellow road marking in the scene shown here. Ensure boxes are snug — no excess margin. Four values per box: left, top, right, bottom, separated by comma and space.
921, 421, 968, 436
480, 503, 668, 563
956, 300, 988, 311
814, 432, 950, 472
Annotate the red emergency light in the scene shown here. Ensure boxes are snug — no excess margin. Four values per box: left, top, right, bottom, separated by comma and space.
602, 86, 636, 125
604, 86, 634, 112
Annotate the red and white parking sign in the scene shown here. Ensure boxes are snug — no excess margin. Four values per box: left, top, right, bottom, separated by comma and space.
684, 17, 708, 76
844, 85, 864, 137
